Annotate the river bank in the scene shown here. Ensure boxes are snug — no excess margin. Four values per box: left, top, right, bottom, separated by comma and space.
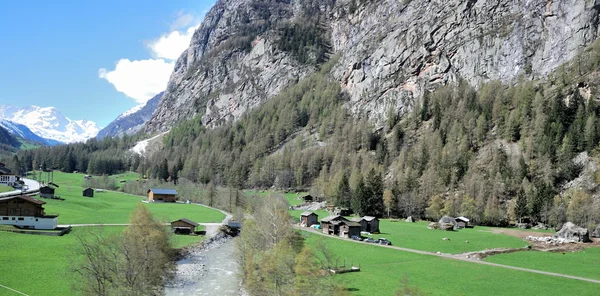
166, 226, 241, 296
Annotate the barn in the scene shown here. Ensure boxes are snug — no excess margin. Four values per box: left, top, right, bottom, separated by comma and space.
171, 218, 198, 235
40, 186, 55, 199
148, 188, 177, 202
300, 211, 318, 227
83, 187, 94, 198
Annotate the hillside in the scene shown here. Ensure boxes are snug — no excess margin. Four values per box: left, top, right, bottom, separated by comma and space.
146, 0, 600, 132
0, 125, 20, 153
13, 0, 600, 230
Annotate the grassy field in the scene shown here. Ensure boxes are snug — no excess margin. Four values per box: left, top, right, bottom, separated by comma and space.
485, 247, 600, 280
0, 185, 14, 193
302, 232, 599, 296
0, 226, 206, 295
245, 189, 308, 206
308, 220, 528, 254
36, 172, 226, 224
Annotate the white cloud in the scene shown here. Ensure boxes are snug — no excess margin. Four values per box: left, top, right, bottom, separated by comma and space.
148, 26, 198, 60
99, 59, 174, 104
99, 12, 202, 105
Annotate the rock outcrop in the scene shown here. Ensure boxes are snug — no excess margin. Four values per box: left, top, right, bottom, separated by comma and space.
439, 216, 457, 230
146, 0, 600, 133
554, 222, 591, 243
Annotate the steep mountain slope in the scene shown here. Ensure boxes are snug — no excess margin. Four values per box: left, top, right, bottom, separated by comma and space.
0, 119, 63, 146
0, 105, 99, 143
96, 92, 163, 139
146, 0, 600, 132
0, 125, 20, 151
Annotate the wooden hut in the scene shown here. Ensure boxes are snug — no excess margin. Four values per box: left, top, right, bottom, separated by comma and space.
40, 186, 55, 199
300, 211, 318, 227
455, 216, 470, 229
301, 194, 314, 202
147, 188, 177, 202
82, 187, 94, 198
321, 215, 349, 235
171, 218, 198, 235
339, 220, 361, 238
352, 216, 380, 233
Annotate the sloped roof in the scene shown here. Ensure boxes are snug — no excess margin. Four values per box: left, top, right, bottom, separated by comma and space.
321, 215, 347, 223
301, 211, 317, 217
171, 218, 198, 227
340, 220, 361, 227
456, 216, 469, 223
0, 195, 46, 205
363, 216, 378, 221
148, 188, 177, 195
0, 166, 11, 174
350, 217, 362, 222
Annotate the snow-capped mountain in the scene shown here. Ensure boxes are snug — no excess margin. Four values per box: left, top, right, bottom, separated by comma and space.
96, 92, 163, 139
0, 119, 63, 146
0, 105, 99, 144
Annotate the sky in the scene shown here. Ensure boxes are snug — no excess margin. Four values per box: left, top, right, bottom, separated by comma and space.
0, 0, 216, 128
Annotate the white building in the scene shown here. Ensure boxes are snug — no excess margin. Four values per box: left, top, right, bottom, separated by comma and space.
0, 163, 16, 186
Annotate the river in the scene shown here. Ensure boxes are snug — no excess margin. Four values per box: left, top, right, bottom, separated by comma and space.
165, 234, 240, 296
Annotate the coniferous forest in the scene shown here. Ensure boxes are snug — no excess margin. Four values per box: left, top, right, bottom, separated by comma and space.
7, 41, 600, 229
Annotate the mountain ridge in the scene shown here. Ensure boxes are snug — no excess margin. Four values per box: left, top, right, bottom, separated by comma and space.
145, 0, 600, 133
0, 104, 99, 144
96, 92, 163, 139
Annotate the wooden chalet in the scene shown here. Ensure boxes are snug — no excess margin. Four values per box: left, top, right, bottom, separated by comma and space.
0, 163, 16, 186
148, 188, 177, 202
300, 211, 318, 227
351, 216, 380, 233
83, 187, 94, 198
0, 195, 58, 229
171, 218, 198, 235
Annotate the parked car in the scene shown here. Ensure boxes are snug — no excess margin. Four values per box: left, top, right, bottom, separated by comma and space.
377, 238, 392, 245
350, 235, 362, 241
364, 237, 377, 243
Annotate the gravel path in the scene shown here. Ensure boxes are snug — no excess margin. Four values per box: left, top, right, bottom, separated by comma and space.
296, 226, 600, 284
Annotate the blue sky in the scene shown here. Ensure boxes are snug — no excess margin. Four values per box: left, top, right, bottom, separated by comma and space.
0, 0, 215, 128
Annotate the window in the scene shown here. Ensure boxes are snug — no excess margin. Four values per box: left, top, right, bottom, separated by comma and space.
2, 217, 7, 220
35, 219, 38, 222
17, 218, 24, 221
9, 208, 16, 215
23, 209, 30, 215
11, 217, 15, 220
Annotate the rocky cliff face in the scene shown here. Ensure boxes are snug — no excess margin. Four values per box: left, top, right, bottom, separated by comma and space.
146, 0, 600, 133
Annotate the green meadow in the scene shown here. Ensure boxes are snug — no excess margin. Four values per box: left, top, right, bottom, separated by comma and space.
0, 226, 206, 296
37, 171, 225, 224
303, 233, 600, 296
485, 247, 600, 280
0, 185, 14, 193
0, 171, 223, 296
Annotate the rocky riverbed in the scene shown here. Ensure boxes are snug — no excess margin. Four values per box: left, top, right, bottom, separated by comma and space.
165, 228, 241, 296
